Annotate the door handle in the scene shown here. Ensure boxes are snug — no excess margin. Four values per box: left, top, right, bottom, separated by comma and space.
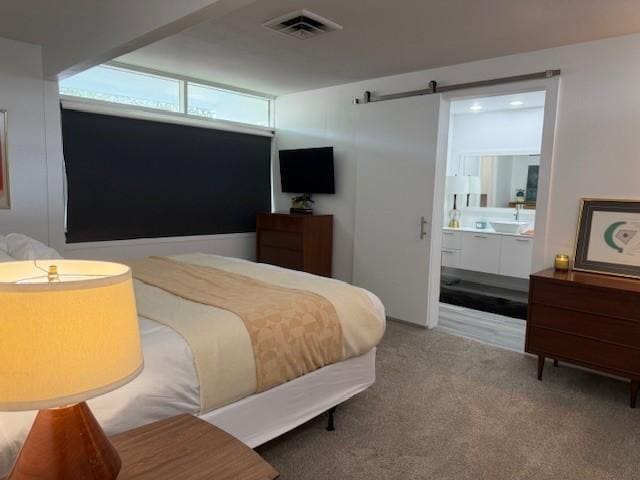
420, 216, 429, 239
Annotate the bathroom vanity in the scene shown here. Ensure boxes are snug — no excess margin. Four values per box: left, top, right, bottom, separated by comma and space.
442, 227, 533, 279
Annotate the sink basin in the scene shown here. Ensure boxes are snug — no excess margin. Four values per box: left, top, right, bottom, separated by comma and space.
490, 221, 528, 234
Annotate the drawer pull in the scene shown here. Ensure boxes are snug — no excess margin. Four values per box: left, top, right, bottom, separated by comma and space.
473, 234, 488, 239
515, 238, 531, 242
442, 250, 454, 254
443, 231, 454, 235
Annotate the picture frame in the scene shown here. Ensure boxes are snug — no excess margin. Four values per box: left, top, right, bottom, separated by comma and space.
574, 198, 640, 278
0, 110, 9, 209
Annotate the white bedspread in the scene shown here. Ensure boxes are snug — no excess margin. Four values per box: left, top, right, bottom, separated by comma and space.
0, 255, 385, 476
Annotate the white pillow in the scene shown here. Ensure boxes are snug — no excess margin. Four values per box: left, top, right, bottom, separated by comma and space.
5, 233, 62, 260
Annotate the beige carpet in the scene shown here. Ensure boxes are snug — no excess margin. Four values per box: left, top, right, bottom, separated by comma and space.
257, 320, 640, 479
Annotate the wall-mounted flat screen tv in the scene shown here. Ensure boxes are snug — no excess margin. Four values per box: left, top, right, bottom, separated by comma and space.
279, 147, 335, 194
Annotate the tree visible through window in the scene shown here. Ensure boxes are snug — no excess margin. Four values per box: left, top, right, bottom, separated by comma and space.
59, 65, 273, 128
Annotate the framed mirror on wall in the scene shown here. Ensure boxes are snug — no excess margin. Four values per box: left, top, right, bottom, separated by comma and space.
0, 110, 9, 209
460, 154, 539, 209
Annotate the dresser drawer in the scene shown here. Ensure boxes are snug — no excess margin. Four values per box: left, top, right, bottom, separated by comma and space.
258, 246, 303, 271
256, 214, 305, 233
529, 304, 640, 349
528, 326, 640, 376
259, 230, 303, 250
531, 280, 640, 323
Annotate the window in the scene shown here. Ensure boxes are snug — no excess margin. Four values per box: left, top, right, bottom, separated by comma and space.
188, 83, 270, 127
61, 108, 272, 243
59, 64, 273, 128
60, 65, 182, 113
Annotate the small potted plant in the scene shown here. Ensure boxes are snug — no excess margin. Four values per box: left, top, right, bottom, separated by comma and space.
515, 189, 526, 203
290, 194, 315, 214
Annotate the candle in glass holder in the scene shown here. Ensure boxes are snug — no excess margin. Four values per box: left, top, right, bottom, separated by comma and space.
554, 254, 570, 271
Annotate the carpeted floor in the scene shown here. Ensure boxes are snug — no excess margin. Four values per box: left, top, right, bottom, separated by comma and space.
257, 321, 640, 479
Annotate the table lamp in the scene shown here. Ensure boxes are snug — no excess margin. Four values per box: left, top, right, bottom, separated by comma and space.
445, 175, 469, 228
0, 260, 143, 480
466, 175, 482, 207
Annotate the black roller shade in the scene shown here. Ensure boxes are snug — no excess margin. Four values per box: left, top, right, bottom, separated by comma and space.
61, 109, 272, 243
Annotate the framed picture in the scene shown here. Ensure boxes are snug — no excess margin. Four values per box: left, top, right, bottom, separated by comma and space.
574, 198, 640, 278
0, 110, 9, 209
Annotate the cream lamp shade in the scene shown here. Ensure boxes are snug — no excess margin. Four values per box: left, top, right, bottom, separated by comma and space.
445, 175, 469, 195
0, 260, 143, 411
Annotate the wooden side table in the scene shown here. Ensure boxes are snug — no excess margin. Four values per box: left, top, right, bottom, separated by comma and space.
112, 414, 279, 479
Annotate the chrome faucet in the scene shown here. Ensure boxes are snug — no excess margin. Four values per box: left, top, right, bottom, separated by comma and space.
514, 203, 523, 222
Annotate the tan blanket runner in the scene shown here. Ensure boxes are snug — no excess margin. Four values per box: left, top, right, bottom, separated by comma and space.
129, 256, 344, 395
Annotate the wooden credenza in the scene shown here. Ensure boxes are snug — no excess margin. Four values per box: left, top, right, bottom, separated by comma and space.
256, 213, 333, 277
526, 268, 640, 408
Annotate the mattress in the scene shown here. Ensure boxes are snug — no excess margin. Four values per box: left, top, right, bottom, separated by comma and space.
0, 255, 385, 476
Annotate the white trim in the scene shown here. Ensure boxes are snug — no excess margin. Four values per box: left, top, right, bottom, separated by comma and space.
426, 96, 451, 328
60, 97, 274, 137
64, 232, 256, 251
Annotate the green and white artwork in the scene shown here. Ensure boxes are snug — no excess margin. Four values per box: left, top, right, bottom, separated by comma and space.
587, 211, 640, 267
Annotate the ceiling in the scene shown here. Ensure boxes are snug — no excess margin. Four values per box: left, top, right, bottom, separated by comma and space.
450, 91, 546, 115
0, 0, 87, 45
0, 0, 256, 77
118, 0, 640, 96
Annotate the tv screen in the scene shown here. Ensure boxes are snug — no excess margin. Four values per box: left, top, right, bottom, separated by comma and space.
279, 147, 335, 194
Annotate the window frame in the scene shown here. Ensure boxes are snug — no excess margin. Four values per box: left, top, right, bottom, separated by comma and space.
59, 61, 275, 132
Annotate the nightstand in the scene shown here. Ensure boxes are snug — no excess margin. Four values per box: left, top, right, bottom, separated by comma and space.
111, 414, 279, 479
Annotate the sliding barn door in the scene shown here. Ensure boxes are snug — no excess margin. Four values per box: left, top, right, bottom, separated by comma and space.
352, 95, 441, 326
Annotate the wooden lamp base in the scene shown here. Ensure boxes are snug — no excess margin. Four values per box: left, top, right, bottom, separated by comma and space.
8, 402, 121, 480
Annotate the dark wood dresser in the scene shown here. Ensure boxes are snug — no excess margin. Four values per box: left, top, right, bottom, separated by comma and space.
526, 268, 640, 408
256, 213, 333, 277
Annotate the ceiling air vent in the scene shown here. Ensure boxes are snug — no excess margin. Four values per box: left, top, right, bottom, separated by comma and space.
263, 10, 342, 40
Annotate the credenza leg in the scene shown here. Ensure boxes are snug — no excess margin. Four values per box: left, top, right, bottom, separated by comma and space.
553, 359, 559, 367
537, 355, 545, 381
630, 380, 639, 409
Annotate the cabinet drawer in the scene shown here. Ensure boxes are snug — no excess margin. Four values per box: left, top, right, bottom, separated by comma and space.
527, 326, 640, 376
460, 232, 501, 274
499, 236, 533, 279
442, 230, 461, 250
258, 246, 303, 271
529, 304, 640, 348
256, 214, 304, 233
531, 280, 640, 323
259, 230, 303, 250
441, 248, 461, 268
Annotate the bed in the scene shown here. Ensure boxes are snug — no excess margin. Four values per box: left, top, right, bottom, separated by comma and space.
0, 234, 385, 476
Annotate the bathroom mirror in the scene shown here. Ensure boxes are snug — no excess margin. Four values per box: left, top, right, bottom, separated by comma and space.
461, 155, 539, 209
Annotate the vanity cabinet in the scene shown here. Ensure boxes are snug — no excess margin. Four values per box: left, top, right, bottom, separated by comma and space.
442, 229, 533, 279
460, 233, 501, 274
499, 236, 533, 278
441, 248, 461, 268
442, 230, 462, 250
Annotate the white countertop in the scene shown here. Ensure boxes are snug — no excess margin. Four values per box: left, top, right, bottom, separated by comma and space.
443, 226, 534, 238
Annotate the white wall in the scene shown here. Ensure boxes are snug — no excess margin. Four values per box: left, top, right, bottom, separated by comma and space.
0, 38, 49, 242
275, 32, 640, 281
0, 36, 256, 262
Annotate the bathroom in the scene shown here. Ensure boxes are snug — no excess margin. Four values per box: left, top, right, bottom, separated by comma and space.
439, 91, 545, 349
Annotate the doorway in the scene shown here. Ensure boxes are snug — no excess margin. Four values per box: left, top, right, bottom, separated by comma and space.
426, 80, 559, 352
